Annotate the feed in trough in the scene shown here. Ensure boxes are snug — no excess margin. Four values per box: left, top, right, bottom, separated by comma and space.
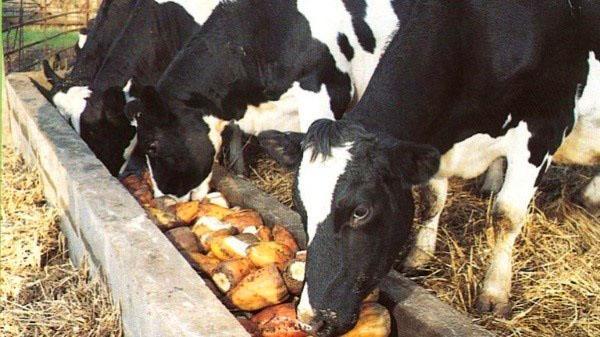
119, 171, 392, 336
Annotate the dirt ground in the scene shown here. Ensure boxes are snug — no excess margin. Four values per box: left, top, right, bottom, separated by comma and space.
250, 157, 600, 337
1, 144, 122, 337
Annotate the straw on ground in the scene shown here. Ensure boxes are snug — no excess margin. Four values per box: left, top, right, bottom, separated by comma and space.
1, 144, 122, 337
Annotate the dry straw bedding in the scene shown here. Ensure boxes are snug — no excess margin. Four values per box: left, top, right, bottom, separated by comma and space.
249, 157, 600, 337
1, 145, 122, 337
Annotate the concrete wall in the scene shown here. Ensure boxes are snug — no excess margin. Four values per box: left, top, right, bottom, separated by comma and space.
5, 73, 250, 337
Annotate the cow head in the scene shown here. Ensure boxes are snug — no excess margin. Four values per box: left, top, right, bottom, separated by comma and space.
133, 86, 224, 201
260, 119, 440, 336
79, 86, 138, 176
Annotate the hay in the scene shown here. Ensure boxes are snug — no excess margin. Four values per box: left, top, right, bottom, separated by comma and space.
1, 144, 122, 337
249, 156, 295, 207
249, 157, 600, 337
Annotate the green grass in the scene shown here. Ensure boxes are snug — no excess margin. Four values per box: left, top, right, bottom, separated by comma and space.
3, 26, 79, 50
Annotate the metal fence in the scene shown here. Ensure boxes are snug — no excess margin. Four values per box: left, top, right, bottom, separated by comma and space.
3, 0, 98, 72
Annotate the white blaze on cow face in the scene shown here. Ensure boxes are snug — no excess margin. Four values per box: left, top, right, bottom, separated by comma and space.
123, 79, 137, 103
298, 143, 353, 245
78, 33, 87, 49
52, 86, 91, 134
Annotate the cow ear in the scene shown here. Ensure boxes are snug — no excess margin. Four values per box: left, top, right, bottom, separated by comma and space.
258, 130, 305, 168
103, 87, 126, 121
43, 60, 62, 86
388, 141, 440, 185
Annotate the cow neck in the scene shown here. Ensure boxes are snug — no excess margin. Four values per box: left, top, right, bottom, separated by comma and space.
68, 0, 137, 83
90, 0, 202, 93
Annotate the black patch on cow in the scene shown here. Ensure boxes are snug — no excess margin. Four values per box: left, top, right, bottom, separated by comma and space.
337, 33, 354, 61
342, 0, 376, 53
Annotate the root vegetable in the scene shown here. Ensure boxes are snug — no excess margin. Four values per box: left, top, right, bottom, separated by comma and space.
120, 174, 153, 205
252, 303, 308, 337
223, 210, 264, 231
188, 253, 221, 275
229, 265, 289, 311
256, 225, 273, 241
165, 227, 200, 254
247, 242, 295, 270
196, 203, 236, 220
172, 201, 202, 224
341, 303, 391, 337
212, 258, 255, 292
199, 229, 237, 253
192, 217, 234, 238
151, 196, 177, 210
204, 192, 230, 208
209, 234, 256, 260
146, 207, 183, 231
272, 225, 299, 252
282, 258, 305, 296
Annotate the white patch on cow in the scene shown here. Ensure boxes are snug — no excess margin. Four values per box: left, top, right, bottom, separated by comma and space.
502, 114, 512, 129
78, 33, 87, 49
297, 284, 315, 324
203, 115, 226, 156
52, 86, 91, 134
123, 79, 136, 103
236, 83, 301, 135
146, 155, 164, 198
190, 172, 212, 201
481, 157, 505, 194
437, 121, 533, 180
293, 83, 334, 132
553, 51, 600, 166
154, 0, 222, 25
118, 135, 138, 175
297, 0, 399, 98
582, 174, 600, 208
298, 143, 353, 245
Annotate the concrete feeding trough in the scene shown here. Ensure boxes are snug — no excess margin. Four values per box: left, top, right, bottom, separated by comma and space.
5, 72, 495, 337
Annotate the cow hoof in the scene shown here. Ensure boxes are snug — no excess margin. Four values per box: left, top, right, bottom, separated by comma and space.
476, 293, 512, 318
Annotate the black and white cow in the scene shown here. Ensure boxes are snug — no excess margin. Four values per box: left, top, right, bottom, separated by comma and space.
42, 0, 221, 176
134, 0, 407, 201
260, 1, 600, 335
43, 0, 137, 94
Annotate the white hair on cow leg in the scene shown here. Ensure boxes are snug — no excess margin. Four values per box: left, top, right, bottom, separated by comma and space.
78, 33, 87, 49
581, 174, 600, 211
481, 157, 505, 194
477, 137, 545, 317
52, 86, 91, 134
553, 52, 600, 166
403, 177, 448, 270
298, 143, 353, 246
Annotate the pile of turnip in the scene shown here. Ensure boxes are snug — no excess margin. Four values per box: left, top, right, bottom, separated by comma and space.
120, 173, 391, 337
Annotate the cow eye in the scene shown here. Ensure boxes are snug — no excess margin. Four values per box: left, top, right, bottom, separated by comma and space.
351, 204, 372, 227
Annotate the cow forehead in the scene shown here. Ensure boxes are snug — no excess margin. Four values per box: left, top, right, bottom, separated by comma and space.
298, 143, 353, 245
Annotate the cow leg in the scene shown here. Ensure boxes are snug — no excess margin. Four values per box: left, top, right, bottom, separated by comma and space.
575, 174, 600, 214
481, 158, 505, 195
403, 178, 448, 270
477, 155, 545, 317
